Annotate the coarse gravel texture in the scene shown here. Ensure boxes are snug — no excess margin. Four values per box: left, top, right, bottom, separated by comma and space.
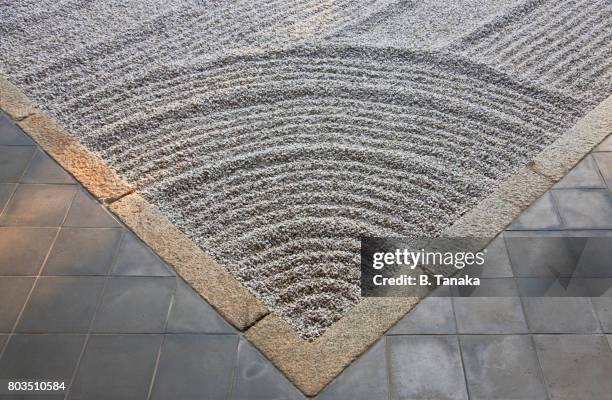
1, 0, 612, 338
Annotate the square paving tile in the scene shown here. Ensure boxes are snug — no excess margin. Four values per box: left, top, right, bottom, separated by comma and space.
453, 298, 528, 334
452, 280, 528, 334
593, 152, 612, 189
505, 233, 591, 277
0, 146, 36, 183
21, 150, 75, 184
92, 276, 175, 333
459, 335, 548, 400
150, 334, 238, 400
318, 339, 387, 400
16, 277, 105, 333
68, 334, 162, 400
552, 189, 612, 229
572, 236, 612, 277
533, 335, 612, 400
387, 335, 468, 400
0, 277, 34, 332
110, 232, 174, 277
0, 183, 16, 213
63, 190, 120, 228
0, 227, 56, 275
42, 228, 122, 275
166, 281, 234, 333
0, 114, 34, 146
516, 276, 594, 297
388, 287, 455, 334
0, 184, 76, 226
590, 297, 612, 333
232, 337, 303, 400
508, 192, 562, 230
521, 297, 601, 333
554, 155, 606, 189
466, 235, 514, 278
0, 334, 85, 380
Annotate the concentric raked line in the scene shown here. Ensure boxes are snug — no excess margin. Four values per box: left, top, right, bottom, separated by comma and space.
4, 77, 612, 394
6, 43, 590, 337
2, 0, 612, 338
60, 55, 578, 136
3, 0, 612, 392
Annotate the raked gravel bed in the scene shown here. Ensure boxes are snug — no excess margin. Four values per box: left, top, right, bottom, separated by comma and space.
1, 0, 611, 338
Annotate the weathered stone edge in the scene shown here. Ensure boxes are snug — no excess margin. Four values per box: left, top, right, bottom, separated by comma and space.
109, 193, 269, 330
245, 297, 419, 396
17, 113, 135, 203
445, 94, 612, 240
2, 77, 133, 202
0, 77, 37, 120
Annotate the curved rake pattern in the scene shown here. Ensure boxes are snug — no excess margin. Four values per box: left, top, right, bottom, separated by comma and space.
1, 0, 606, 337
19, 45, 583, 337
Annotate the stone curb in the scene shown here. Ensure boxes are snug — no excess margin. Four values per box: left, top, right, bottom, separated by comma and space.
109, 193, 269, 330
445, 95, 612, 240
0, 78, 37, 120
17, 113, 134, 203
245, 297, 419, 396
533, 96, 612, 180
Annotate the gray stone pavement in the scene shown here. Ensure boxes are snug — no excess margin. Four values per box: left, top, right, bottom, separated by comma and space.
1, 110, 612, 399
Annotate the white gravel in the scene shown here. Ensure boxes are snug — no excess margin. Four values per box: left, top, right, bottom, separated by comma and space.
1, 0, 611, 338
